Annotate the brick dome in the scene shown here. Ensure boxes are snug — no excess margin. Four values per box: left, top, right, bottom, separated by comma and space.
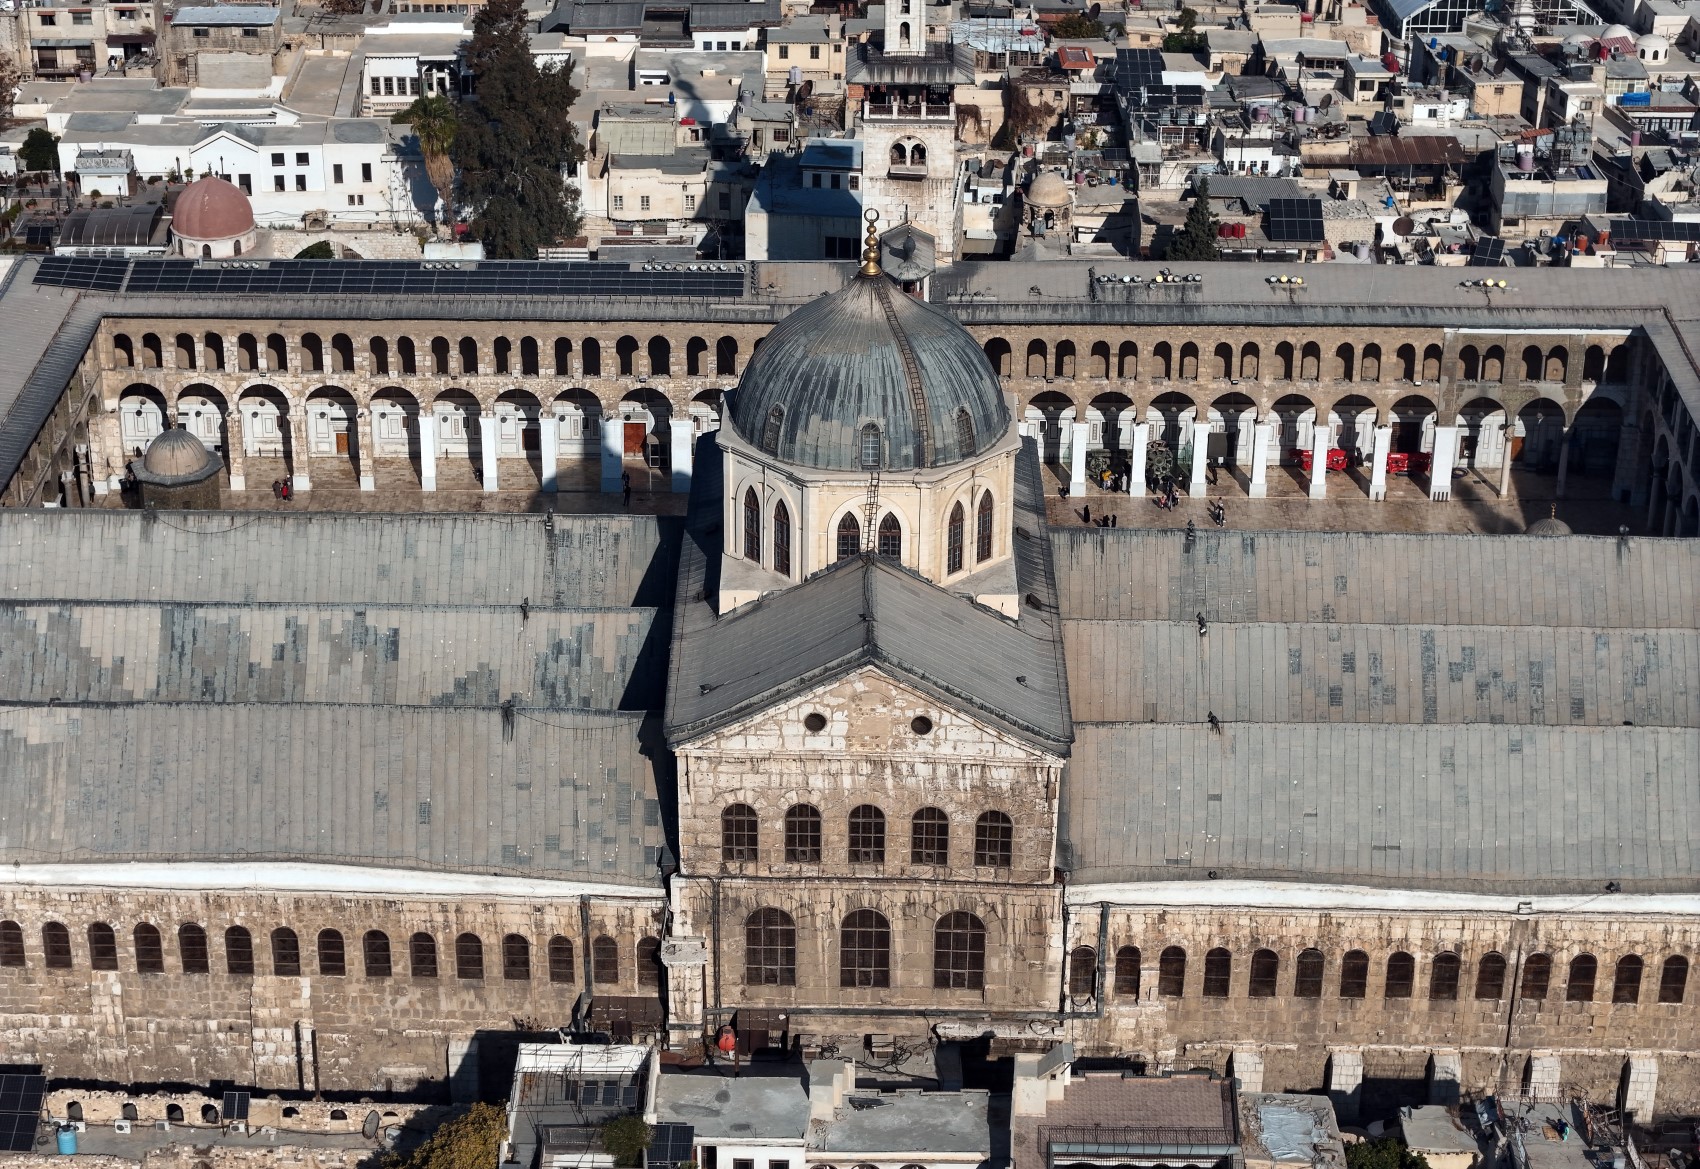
173, 176, 255, 241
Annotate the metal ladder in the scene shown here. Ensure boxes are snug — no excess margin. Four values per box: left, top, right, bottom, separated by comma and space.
871, 278, 933, 466
862, 468, 881, 552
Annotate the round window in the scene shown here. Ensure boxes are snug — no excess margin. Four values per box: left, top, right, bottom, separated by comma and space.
803, 712, 827, 733
911, 715, 934, 735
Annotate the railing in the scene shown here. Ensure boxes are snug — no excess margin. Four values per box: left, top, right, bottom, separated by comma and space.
863, 101, 953, 119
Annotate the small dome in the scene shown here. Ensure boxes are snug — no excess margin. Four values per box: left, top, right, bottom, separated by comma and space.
1603, 22, 1633, 39
141, 427, 218, 479
727, 272, 1010, 473
1524, 516, 1573, 536
172, 176, 255, 241
1026, 171, 1073, 208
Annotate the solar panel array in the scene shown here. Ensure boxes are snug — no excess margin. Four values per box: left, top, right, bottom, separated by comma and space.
221, 1092, 250, 1122
1265, 198, 1325, 244
0, 1073, 45, 1153
1607, 218, 1700, 243
33, 258, 750, 299
1113, 48, 1164, 92
648, 1123, 696, 1167
1469, 237, 1506, 266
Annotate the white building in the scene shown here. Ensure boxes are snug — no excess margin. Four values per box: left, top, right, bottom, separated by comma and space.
359, 17, 467, 118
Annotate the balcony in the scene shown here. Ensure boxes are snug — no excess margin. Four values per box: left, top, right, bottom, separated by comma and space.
863, 100, 954, 122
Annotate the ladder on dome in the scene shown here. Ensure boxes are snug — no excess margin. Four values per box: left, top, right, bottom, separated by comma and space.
862, 469, 881, 553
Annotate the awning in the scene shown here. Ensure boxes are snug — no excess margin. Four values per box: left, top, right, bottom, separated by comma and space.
31, 38, 96, 47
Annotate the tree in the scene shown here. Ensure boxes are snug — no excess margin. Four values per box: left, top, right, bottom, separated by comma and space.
294, 241, 335, 259
0, 57, 22, 121
1177, 6, 1199, 31
1346, 1139, 1430, 1169
384, 1103, 506, 1169
395, 94, 459, 228
452, 0, 584, 258
20, 128, 60, 175
599, 1116, 652, 1169
1053, 13, 1104, 36
1166, 176, 1219, 261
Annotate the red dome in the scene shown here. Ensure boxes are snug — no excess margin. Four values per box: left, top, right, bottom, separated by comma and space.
172, 176, 255, 240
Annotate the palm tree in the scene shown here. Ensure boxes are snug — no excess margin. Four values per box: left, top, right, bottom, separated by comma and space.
395, 94, 458, 231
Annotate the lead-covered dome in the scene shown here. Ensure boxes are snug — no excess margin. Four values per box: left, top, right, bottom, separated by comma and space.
140, 426, 219, 481
728, 272, 1010, 472
172, 175, 255, 241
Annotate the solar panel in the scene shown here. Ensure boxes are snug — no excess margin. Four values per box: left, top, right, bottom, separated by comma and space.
648, 1123, 695, 1166
1469, 237, 1506, 266
1608, 218, 1700, 242
1114, 47, 1164, 93
221, 1092, 249, 1122
1265, 198, 1325, 244
0, 1073, 45, 1153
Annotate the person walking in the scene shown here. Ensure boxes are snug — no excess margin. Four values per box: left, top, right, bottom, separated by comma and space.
621, 470, 631, 508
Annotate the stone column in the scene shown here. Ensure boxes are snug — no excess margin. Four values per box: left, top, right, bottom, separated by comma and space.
1367, 423, 1392, 502
660, 936, 708, 1044
1190, 418, 1210, 494
1308, 422, 1329, 500
1249, 420, 1273, 499
1555, 426, 1571, 498
287, 406, 312, 491
418, 410, 438, 492
539, 413, 560, 493
478, 409, 499, 493
601, 418, 625, 493
356, 407, 377, 492
670, 418, 694, 493
1623, 1056, 1659, 1122
1526, 1052, 1562, 1100
1428, 1050, 1462, 1106
1068, 421, 1089, 495
1613, 415, 1641, 505
1327, 1048, 1364, 1124
225, 405, 247, 492
1498, 416, 1514, 499
1229, 1049, 1265, 1094
1430, 424, 1459, 502
1127, 421, 1149, 495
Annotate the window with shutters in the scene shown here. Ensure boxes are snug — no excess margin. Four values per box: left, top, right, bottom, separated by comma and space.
503, 934, 531, 981
271, 928, 301, 977
1114, 946, 1141, 996
410, 932, 438, 978
1339, 949, 1369, 998
548, 936, 575, 984
364, 930, 392, 977
1475, 952, 1507, 1000
134, 924, 166, 974
455, 932, 484, 980
1294, 947, 1325, 997
1203, 948, 1232, 997
1385, 951, 1415, 998
593, 936, 620, 984
318, 929, 346, 976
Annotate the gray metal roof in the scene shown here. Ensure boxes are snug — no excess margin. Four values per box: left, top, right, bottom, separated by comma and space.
168, 5, 282, 24
0, 704, 665, 883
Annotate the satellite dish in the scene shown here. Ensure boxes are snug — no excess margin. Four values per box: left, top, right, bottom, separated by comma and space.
1393, 216, 1415, 237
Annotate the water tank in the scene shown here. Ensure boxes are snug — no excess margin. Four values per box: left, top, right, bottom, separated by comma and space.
1631, 130, 1641, 147
1517, 146, 1535, 172
56, 1127, 77, 1156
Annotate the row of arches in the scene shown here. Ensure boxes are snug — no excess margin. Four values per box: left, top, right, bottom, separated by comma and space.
1066, 943, 1691, 1006
722, 804, 1015, 869
0, 920, 661, 988
743, 907, 988, 991
110, 330, 745, 380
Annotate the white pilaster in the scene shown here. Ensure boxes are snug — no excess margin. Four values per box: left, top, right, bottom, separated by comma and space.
1248, 421, 1272, 498
1368, 424, 1392, 502
1430, 424, 1458, 502
600, 418, 625, 492
539, 414, 559, 493
1068, 421, 1089, 495
1127, 421, 1149, 495
1428, 1050, 1462, 1106
478, 411, 499, 493
1623, 1056, 1659, 1122
1190, 419, 1210, 494
1307, 423, 1328, 499
287, 409, 311, 491
1555, 427, 1571, 498
670, 419, 694, 493
418, 412, 438, 492
1327, 1048, 1365, 1123
356, 409, 376, 492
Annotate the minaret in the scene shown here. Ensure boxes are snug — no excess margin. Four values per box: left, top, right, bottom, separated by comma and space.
884, 0, 923, 55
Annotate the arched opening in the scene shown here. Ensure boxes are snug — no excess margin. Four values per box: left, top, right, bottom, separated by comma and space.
1459, 345, 1481, 382
648, 335, 671, 376
847, 805, 886, 862
1390, 394, 1437, 457
1202, 947, 1231, 997
715, 335, 739, 376
722, 802, 759, 861
1212, 341, 1233, 380
270, 928, 301, 976
1068, 946, 1098, 997
582, 338, 603, 377
458, 337, 479, 375
550, 389, 602, 464
1274, 340, 1295, 381
113, 333, 135, 367
742, 488, 762, 562
431, 337, 452, 375
1339, 950, 1369, 998
1158, 946, 1186, 996
1089, 340, 1111, 378
1514, 398, 1566, 472
364, 930, 392, 977
984, 338, 1012, 377
877, 512, 902, 559
330, 333, 355, 373
1482, 345, 1504, 381
1248, 949, 1279, 998
773, 499, 792, 577
1476, 953, 1507, 1000
1544, 346, 1568, 382
300, 333, 324, 373
976, 491, 995, 562
1118, 340, 1138, 378
307, 387, 359, 477
520, 336, 540, 376
947, 502, 965, 574
1421, 344, 1442, 381
554, 337, 573, 376
369, 336, 391, 375
1333, 342, 1355, 381
1025, 338, 1048, 378
410, 933, 438, 978
1396, 344, 1418, 381
1361, 343, 1381, 382
1178, 341, 1199, 380
1567, 954, 1598, 1002
1240, 342, 1261, 380
685, 336, 708, 376
455, 933, 484, 980
203, 332, 225, 371
1114, 946, 1141, 996
1294, 948, 1325, 997
1568, 396, 1623, 481
503, 934, 531, 981
431, 389, 483, 479
118, 385, 168, 457
1055, 339, 1077, 378
493, 336, 512, 375
1430, 952, 1461, 1001
317, 929, 346, 976
1300, 341, 1321, 380
616, 335, 640, 376
837, 512, 861, 561
785, 805, 823, 862
141, 332, 164, 368
1459, 397, 1509, 471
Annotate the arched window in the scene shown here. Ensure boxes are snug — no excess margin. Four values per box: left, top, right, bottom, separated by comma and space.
947, 503, 965, 574
1430, 952, 1461, 1001
848, 805, 885, 863
911, 807, 949, 865
1248, 949, 1279, 998
837, 512, 861, 561
134, 924, 165, 974
782, 803, 822, 863
363, 930, 392, 977
934, 913, 986, 990
722, 803, 758, 862
877, 512, 901, 559
1294, 948, 1325, 998
42, 923, 72, 970
456, 933, 484, 980
1522, 953, 1552, 1000
860, 423, 881, 469
1612, 955, 1643, 1004
271, 927, 301, 977
1069, 946, 1098, 996
1203, 947, 1232, 997
225, 927, 254, 976
177, 923, 209, 974
503, 934, 531, 981
1114, 946, 1141, 996
890, 143, 908, 165
1658, 955, 1688, 1004
976, 492, 994, 562
1475, 952, 1507, 1000
956, 408, 976, 456
762, 405, 784, 454
1384, 951, 1415, 998
746, 909, 796, 986
592, 936, 620, 984
1339, 949, 1369, 998
840, 910, 891, 987
548, 937, 575, 984
410, 932, 438, 978
743, 488, 761, 562
773, 500, 792, 577
1566, 953, 1598, 1001
318, 929, 346, 976
639, 937, 663, 988
974, 811, 1013, 867
88, 923, 119, 972
1158, 946, 1187, 996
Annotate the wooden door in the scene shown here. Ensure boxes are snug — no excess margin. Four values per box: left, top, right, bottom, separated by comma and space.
623, 421, 645, 455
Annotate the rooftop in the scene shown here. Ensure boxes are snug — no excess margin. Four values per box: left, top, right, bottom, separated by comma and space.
652, 1071, 810, 1142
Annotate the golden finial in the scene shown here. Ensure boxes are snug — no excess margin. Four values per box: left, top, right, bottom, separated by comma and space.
859, 207, 882, 277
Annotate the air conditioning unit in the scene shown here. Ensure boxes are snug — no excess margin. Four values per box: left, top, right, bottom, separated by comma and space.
228, 1123, 248, 1136
154, 1120, 171, 1132
113, 1121, 132, 1135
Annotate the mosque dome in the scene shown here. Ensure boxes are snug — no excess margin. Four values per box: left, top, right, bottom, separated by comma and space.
140, 426, 219, 480
727, 269, 1010, 473
1026, 171, 1073, 208
1523, 515, 1573, 536
1603, 22, 1633, 40
172, 176, 255, 241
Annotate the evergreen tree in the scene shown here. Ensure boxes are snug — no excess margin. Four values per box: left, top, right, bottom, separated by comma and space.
20, 128, 60, 175
453, 0, 584, 258
1167, 177, 1219, 261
